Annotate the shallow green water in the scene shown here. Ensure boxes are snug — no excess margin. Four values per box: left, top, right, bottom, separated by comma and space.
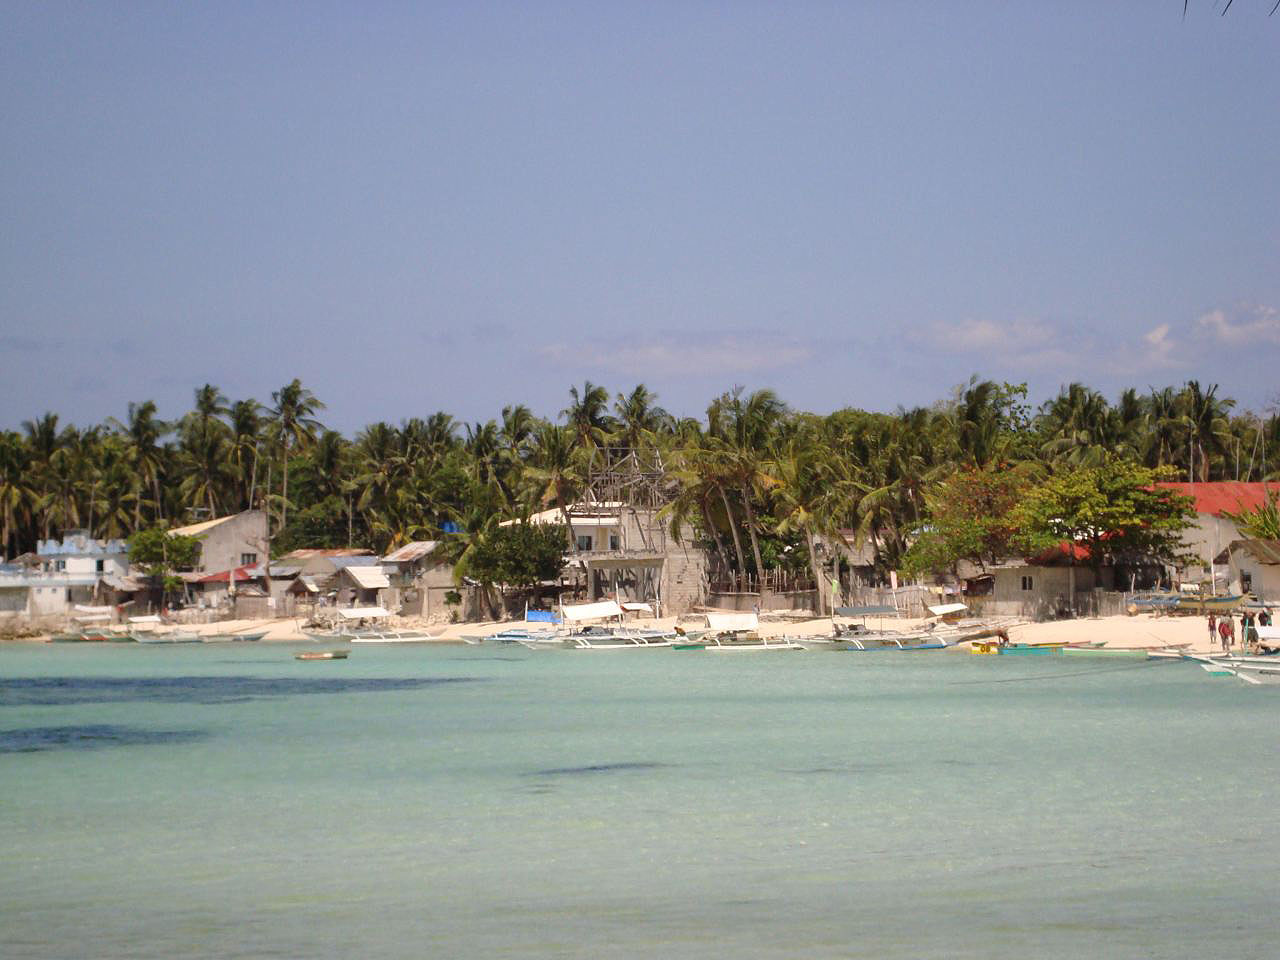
2, 642, 1274, 959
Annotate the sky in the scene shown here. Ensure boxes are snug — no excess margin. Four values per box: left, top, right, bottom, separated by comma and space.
2, 2, 1278, 435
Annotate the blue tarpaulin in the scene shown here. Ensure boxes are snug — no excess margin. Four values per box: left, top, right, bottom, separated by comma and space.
526, 609, 562, 623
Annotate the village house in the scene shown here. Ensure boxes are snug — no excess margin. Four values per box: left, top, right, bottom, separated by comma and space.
1215, 540, 1280, 603
380, 541, 469, 621
505, 501, 708, 617
0, 531, 131, 619
170, 510, 269, 575
1154, 482, 1274, 592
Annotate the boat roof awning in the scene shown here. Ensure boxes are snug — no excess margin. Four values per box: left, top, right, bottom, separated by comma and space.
338, 606, 390, 620
343, 566, 390, 590
927, 603, 968, 617
562, 600, 623, 622
835, 605, 899, 617
129, 615, 162, 624
620, 601, 652, 613
706, 612, 759, 632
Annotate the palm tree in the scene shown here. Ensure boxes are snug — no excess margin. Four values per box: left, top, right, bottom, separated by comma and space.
562, 381, 615, 450
0, 432, 35, 557
770, 437, 848, 614
710, 387, 786, 582
614, 385, 671, 449
1036, 383, 1113, 467
175, 415, 231, 517
269, 379, 325, 534
525, 423, 584, 550
1179, 380, 1233, 481
109, 401, 169, 525
228, 399, 264, 512
22, 412, 65, 539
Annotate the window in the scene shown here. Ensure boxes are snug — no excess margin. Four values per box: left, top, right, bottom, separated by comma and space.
576, 535, 593, 552
95, 559, 104, 573
54, 559, 66, 572
609, 534, 620, 551
241, 553, 258, 566
1242, 572, 1252, 593
1020, 575, 1034, 591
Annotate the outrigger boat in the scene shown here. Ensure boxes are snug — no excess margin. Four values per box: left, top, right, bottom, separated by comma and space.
303, 607, 442, 643
675, 612, 804, 652
559, 601, 677, 649
296, 649, 349, 661
128, 615, 201, 643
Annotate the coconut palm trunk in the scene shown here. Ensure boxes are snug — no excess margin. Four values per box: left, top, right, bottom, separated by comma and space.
715, 482, 748, 588
739, 483, 766, 592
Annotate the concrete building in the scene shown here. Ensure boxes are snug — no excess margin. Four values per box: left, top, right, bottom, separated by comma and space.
509, 502, 708, 617
1216, 540, 1280, 603
1154, 483, 1274, 591
170, 511, 269, 575
381, 541, 467, 621
957, 543, 1122, 619
0, 531, 130, 618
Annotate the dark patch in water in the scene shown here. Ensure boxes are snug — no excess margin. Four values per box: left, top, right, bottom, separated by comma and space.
0, 724, 205, 753
781, 761, 894, 776
528, 762, 665, 777
0, 675, 480, 707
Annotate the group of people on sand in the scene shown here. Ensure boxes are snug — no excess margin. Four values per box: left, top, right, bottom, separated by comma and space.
1208, 609, 1273, 653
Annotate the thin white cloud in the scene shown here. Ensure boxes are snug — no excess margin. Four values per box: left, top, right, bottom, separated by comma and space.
1138, 322, 1180, 369
1196, 304, 1280, 346
536, 331, 815, 378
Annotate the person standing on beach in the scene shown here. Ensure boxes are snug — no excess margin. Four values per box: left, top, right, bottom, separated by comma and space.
1218, 617, 1231, 651
1208, 613, 1217, 647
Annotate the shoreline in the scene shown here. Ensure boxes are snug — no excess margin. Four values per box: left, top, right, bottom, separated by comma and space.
3, 611, 1231, 653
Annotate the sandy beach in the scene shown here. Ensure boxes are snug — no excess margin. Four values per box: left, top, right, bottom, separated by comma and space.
128, 609, 1223, 655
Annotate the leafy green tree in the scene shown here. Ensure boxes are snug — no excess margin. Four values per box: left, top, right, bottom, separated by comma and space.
128, 527, 202, 600
902, 465, 1036, 578
465, 522, 567, 616
1012, 460, 1194, 610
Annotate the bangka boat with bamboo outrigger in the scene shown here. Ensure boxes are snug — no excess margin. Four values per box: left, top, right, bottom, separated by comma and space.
128, 615, 201, 643
674, 612, 804, 652
303, 607, 443, 643
799, 605, 961, 651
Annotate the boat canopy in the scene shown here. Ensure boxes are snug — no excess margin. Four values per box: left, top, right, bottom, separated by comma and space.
72, 613, 112, 623
338, 606, 390, 620
129, 615, 163, 624
620, 601, 653, 613
927, 603, 968, 617
562, 600, 624, 622
835, 605, 898, 617
74, 604, 114, 614
706, 611, 759, 632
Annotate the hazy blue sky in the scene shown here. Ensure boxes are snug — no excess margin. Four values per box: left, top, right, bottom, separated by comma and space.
2, 2, 1277, 434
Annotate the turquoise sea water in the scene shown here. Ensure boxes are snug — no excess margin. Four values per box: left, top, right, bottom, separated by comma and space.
2, 642, 1276, 960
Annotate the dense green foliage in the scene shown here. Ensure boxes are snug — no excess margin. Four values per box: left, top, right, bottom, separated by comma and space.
902, 465, 1037, 577
127, 527, 202, 598
467, 523, 569, 595
1, 377, 1274, 589
1011, 461, 1196, 570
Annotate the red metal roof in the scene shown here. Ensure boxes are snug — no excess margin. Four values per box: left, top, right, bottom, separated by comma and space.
197, 565, 257, 584
1154, 482, 1275, 517
1028, 541, 1091, 565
